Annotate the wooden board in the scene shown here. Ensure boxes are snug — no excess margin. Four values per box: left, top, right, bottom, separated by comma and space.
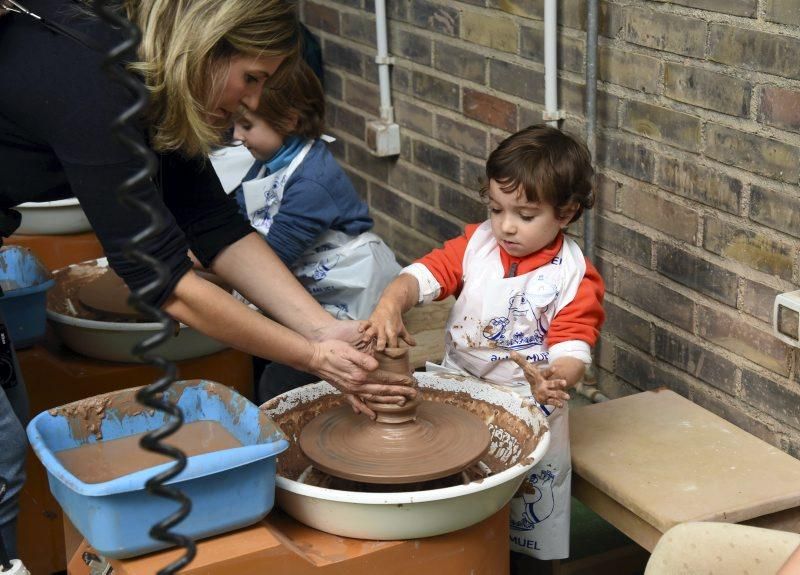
570, 390, 800, 540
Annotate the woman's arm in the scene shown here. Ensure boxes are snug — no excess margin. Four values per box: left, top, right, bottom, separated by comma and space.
163, 266, 416, 414
208, 232, 354, 338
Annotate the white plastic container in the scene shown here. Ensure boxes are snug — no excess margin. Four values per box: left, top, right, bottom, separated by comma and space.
47, 258, 228, 363
16, 198, 92, 235
263, 373, 550, 540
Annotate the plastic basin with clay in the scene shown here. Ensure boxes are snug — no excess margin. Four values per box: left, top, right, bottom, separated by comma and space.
262, 372, 550, 540
16, 198, 92, 235
46, 258, 227, 363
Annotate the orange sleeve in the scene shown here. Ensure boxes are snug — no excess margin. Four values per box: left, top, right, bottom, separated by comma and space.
547, 258, 605, 347
415, 224, 481, 300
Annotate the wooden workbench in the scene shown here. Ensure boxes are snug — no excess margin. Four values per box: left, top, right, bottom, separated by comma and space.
570, 390, 800, 551
68, 506, 510, 575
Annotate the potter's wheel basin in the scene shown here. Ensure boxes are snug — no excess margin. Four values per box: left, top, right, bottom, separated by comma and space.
262, 372, 550, 540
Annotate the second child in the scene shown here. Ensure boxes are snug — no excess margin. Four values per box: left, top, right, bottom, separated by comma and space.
230, 62, 401, 402
369, 125, 605, 560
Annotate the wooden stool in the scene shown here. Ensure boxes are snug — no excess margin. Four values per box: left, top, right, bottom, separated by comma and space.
16, 329, 253, 575
570, 390, 800, 552
67, 506, 510, 575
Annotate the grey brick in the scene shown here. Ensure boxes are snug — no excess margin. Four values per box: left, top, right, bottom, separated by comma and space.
413, 140, 461, 182
750, 185, 800, 239
412, 71, 461, 111
434, 42, 486, 84
709, 24, 800, 80
742, 370, 800, 429
705, 124, 800, 184
410, 0, 460, 36
489, 59, 545, 103
656, 157, 741, 214
596, 215, 652, 269
623, 7, 707, 58
413, 205, 463, 243
698, 306, 791, 376
665, 63, 751, 117
436, 116, 487, 157
440, 184, 486, 223
704, 217, 794, 281
656, 243, 738, 306
654, 326, 738, 394
604, 300, 651, 351
616, 266, 695, 332
622, 100, 702, 153
387, 163, 437, 205
597, 135, 656, 182
650, 0, 756, 17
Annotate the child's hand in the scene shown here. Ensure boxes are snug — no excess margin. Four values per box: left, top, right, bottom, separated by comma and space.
369, 302, 416, 351
509, 351, 570, 408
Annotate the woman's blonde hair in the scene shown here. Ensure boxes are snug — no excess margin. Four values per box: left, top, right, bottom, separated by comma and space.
123, 0, 300, 156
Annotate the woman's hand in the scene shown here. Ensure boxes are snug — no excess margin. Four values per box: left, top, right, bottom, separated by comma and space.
307, 339, 417, 419
510, 351, 570, 408
309, 319, 375, 352
369, 300, 416, 351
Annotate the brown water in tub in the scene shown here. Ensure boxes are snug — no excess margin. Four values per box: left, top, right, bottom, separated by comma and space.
56, 420, 242, 484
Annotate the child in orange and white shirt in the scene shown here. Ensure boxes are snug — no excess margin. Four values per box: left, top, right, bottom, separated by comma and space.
369, 124, 605, 561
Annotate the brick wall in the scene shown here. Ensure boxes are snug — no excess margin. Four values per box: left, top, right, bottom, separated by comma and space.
302, 0, 800, 455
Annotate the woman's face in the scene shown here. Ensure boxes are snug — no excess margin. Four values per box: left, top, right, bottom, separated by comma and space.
209, 53, 285, 127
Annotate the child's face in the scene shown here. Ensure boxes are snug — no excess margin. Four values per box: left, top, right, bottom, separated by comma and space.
487, 179, 576, 258
233, 111, 285, 162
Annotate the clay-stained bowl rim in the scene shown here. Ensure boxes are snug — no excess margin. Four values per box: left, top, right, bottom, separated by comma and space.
46, 257, 191, 331
265, 373, 551, 505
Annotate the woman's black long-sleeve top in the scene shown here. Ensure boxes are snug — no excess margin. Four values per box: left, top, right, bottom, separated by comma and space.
0, 0, 253, 306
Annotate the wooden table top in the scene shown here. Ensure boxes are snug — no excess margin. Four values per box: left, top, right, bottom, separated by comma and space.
570, 390, 800, 533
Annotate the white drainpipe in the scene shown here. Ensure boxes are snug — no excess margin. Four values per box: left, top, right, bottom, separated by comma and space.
367, 0, 401, 156
543, 0, 564, 127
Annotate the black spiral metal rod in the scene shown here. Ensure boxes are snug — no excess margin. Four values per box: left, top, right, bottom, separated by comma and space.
90, 2, 196, 572
0, 477, 11, 570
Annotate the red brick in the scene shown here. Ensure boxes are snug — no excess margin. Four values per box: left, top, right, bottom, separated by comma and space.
759, 86, 800, 132
463, 89, 518, 132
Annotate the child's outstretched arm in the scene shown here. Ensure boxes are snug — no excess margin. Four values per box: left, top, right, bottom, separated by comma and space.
509, 351, 579, 408
369, 274, 421, 351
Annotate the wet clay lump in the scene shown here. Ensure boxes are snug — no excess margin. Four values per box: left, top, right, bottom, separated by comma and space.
299, 348, 491, 484
56, 420, 241, 484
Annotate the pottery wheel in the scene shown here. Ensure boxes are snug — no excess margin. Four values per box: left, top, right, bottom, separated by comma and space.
299, 402, 491, 484
77, 268, 141, 319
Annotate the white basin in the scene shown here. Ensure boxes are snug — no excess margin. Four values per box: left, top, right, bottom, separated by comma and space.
47, 258, 228, 363
262, 373, 550, 540
16, 198, 92, 235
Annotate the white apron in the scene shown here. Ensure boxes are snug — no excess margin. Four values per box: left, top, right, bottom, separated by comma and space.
431, 222, 585, 559
242, 141, 399, 320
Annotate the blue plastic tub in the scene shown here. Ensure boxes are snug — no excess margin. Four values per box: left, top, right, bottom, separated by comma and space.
0, 246, 54, 347
27, 379, 289, 559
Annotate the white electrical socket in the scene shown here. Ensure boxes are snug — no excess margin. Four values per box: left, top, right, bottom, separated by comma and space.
773, 290, 800, 348
366, 120, 401, 157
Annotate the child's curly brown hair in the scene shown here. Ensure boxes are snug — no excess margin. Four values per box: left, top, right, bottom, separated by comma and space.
480, 124, 595, 223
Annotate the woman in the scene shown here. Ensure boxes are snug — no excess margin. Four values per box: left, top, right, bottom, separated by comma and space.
0, 0, 413, 558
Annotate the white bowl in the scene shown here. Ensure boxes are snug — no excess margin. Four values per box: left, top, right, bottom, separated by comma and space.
47, 258, 228, 363
263, 373, 550, 540
16, 198, 92, 235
